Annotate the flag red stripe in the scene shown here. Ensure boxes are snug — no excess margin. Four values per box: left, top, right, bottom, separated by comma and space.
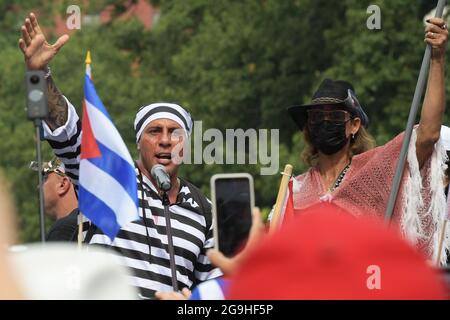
80, 100, 101, 160
282, 180, 295, 224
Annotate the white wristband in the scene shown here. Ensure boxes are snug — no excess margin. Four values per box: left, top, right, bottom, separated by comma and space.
44, 66, 51, 79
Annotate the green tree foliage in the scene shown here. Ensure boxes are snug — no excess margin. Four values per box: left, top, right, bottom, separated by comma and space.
0, 0, 448, 242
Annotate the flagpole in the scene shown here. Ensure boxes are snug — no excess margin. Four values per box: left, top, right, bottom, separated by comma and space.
384, 0, 447, 224
269, 164, 293, 234
77, 50, 92, 250
78, 212, 83, 249
36, 123, 46, 243
85, 50, 92, 79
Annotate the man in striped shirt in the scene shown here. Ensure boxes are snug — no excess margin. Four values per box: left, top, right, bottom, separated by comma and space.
19, 13, 222, 298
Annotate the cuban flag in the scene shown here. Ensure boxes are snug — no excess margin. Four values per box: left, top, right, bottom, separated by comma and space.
79, 51, 139, 239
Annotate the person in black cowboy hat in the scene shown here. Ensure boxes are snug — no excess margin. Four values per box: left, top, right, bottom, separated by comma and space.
285, 17, 450, 263
288, 78, 374, 160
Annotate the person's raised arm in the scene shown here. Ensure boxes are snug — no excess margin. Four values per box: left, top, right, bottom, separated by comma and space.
416, 18, 448, 168
19, 13, 82, 188
18, 13, 69, 131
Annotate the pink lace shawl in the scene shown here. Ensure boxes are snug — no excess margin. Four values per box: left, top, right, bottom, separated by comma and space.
291, 131, 449, 260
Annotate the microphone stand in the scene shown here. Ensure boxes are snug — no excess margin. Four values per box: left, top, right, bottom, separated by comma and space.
35, 119, 46, 243
26, 69, 49, 244
162, 191, 179, 292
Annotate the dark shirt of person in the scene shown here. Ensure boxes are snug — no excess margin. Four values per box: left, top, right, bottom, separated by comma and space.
46, 208, 78, 242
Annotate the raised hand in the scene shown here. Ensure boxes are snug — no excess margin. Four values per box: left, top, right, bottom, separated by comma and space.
18, 13, 69, 70
416, 18, 448, 168
18, 13, 70, 129
425, 17, 448, 60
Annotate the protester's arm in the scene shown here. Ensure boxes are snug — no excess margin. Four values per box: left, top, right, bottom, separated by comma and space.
45, 75, 69, 130
19, 13, 82, 187
42, 105, 81, 188
18, 12, 70, 130
416, 18, 448, 168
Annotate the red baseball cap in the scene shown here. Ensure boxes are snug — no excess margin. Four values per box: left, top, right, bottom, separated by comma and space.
227, 203, 448, 300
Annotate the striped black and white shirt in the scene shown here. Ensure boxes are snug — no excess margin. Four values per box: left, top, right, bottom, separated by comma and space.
42, 98, 222, 298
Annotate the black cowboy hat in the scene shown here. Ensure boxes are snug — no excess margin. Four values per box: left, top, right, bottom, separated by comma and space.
287, 79, 369, 130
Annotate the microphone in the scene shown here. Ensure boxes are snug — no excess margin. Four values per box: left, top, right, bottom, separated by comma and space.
151, 164, 172, 192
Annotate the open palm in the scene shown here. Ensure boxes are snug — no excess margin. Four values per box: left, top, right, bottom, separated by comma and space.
18, 13, 69, 70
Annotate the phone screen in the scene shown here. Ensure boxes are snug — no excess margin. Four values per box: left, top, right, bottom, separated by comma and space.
214, 177, 253, 257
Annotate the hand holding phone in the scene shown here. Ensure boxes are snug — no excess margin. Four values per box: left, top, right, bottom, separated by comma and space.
211, 173, 254, 257
207, 207, 265, 277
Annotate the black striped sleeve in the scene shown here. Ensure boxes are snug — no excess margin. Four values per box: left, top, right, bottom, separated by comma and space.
42, 98, 82, 187
193, 222, 222, 284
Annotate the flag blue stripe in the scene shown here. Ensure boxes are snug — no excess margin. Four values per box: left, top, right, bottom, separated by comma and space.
190, 287, 201, 300
217, 278, 228, 293
189, 278, 229, 300
84, 74, 112, 121
79, 185, 121, 239
88, 141, 138, 207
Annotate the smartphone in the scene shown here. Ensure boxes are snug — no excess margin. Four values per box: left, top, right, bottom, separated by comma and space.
211, 173, 255, 257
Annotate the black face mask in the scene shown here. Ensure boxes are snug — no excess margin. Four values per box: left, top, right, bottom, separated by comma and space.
308, 120, 349, 155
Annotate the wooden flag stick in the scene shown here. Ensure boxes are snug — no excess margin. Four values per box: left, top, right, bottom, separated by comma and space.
435, 219, 448, 266
78, 212, 83, 249
269, 164, 293, 234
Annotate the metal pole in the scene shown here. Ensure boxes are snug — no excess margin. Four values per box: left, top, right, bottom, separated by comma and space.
384, 0, 447, 224
35, 119, 46, 242
162, 192, 179, 291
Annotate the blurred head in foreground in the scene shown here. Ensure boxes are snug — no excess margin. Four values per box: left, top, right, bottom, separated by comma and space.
227, 203, 448, 299
0, 170, 23, 299
0, 171, 17, 248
